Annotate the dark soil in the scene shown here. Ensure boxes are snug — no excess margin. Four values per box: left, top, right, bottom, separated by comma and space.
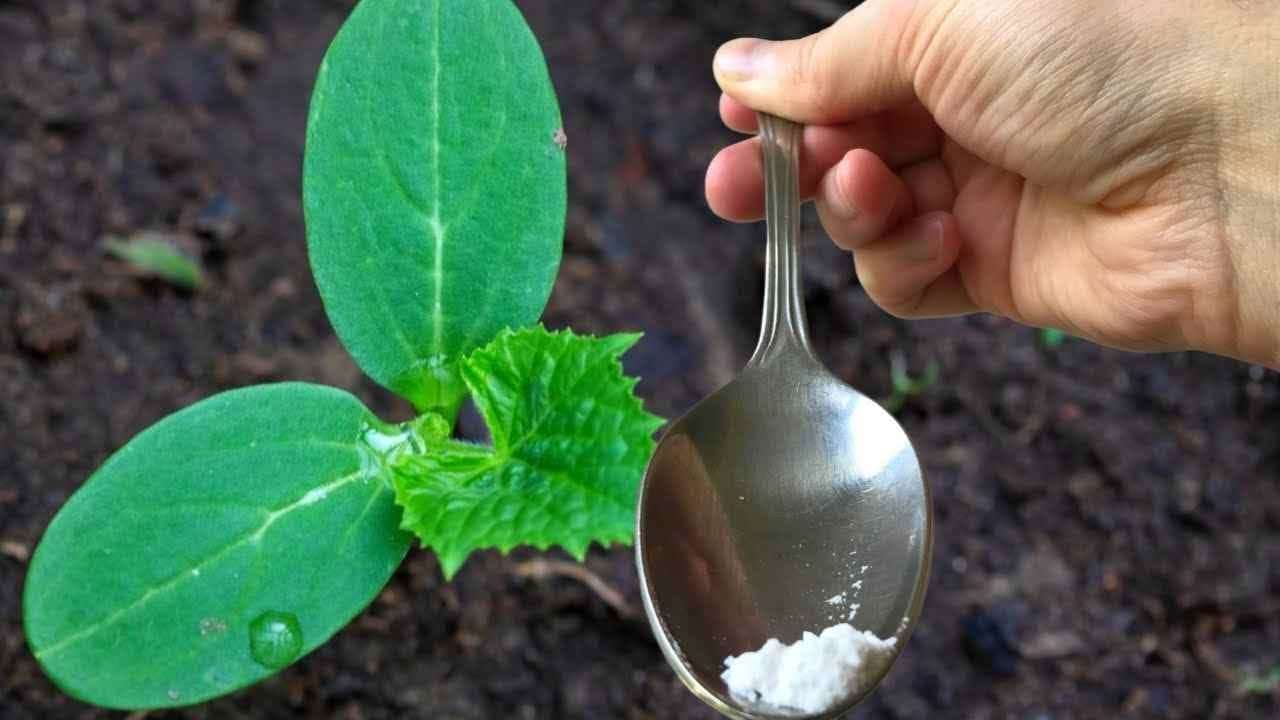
2, 1, 1279, 718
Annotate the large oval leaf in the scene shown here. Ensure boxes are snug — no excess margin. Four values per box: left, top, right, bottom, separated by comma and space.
304, 0, 567, 416
23, 383, 412, 710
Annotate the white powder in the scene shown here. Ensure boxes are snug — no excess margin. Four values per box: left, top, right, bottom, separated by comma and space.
721, 623, 897, 714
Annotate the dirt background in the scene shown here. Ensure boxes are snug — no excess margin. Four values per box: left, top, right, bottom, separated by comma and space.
2, 1, 1279, 718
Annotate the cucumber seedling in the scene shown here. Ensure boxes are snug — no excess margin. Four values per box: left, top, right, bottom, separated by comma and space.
885, 349, 940, 412
22, 0, 662, 710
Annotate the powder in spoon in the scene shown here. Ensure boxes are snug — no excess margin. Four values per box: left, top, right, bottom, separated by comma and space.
721, 623, 897, 714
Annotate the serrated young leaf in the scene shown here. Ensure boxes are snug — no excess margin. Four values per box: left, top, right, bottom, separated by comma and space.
23, 384, 412, 710
392, 326, 664, 578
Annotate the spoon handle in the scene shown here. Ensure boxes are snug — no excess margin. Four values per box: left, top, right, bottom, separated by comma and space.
748, 113, 813, 367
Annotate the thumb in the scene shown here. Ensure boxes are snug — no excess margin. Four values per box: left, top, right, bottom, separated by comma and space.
713, 0, 925, 123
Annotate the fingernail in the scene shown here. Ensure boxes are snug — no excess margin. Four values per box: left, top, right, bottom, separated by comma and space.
715, 39, 763, 82
905, 217, 944, 262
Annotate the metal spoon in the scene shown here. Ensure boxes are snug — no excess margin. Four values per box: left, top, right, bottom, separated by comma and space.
635, 114, 932, 719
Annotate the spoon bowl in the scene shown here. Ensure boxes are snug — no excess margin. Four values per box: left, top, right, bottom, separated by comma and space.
635, 115, 931, 719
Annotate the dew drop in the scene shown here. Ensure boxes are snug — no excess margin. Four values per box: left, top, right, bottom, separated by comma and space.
248, 611, 303, 669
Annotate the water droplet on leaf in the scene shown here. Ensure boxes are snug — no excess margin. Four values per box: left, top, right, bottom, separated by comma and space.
199, 617, 228, 637
248, 611, 303, 669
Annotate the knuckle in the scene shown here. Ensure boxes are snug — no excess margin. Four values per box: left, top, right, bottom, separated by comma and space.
817, 206, 871, 252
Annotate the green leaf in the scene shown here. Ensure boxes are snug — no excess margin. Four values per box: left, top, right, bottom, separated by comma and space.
23, 384, 413, 710
105, 233, 204, 289
304, 0, 567, 416
393, 326, 664, 578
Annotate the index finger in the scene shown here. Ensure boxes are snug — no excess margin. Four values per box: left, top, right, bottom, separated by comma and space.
707, 101, 943, 221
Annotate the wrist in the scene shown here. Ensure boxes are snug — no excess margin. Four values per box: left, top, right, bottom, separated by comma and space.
1209, 9, 1280, 368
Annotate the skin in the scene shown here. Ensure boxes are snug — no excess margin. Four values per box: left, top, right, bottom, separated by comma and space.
707, 0, 1280, 368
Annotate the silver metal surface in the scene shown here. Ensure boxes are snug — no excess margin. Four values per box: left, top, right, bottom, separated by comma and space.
635, 114, 932, 719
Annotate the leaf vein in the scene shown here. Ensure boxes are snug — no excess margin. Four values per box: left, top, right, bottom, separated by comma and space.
429, 0, 444, 357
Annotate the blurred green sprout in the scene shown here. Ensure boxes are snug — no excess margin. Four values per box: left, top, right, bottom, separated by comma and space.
1239, 666, 1280, 694
104, 233, 204, 290
1039, 327, 1068, 349
885, 350, 940, 412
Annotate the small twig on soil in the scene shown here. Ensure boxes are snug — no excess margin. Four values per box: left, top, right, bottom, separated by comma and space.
791, 0, 850, 22
954, 381, 1048, 447
1013, 381, 1050, 445
512, 558, 638, 620
0, 540, 30, 563
1192, 616, 1240, 685
954, 386, 1017, 445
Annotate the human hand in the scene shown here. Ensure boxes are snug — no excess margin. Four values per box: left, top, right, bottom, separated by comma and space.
707, 0, 1280, 367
